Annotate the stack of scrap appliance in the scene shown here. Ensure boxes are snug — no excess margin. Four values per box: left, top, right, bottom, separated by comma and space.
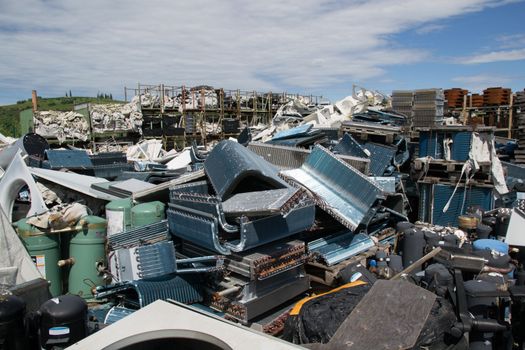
413, 126, 503, 227
514, 90, 525, 164
412, 89, 445, 128
167, 140, 315, 324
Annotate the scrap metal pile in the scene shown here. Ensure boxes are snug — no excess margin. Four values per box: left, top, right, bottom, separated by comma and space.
2, 88, 525, 350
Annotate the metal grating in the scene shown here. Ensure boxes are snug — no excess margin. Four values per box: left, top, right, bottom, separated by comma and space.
280, 145, 383, 230
95, 274, 203, 307
104, 306, 136, 325
418, 182, 494, 227
108, 220, 169, 250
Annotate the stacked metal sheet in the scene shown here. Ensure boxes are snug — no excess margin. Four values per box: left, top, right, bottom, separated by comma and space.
412, 89, 444, 127
391, 90, 413, 118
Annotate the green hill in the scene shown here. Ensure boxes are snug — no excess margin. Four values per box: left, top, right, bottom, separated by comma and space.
0, 96, 122, 137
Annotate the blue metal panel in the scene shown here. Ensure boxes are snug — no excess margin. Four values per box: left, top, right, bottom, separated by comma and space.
45, 149, 93, 169
363, 142, 397, 176
271, 124, 313, 141
333, 133, 369, 158
418, 131, 444, 159
451, 132, 471, 161
419, 183, 493, 227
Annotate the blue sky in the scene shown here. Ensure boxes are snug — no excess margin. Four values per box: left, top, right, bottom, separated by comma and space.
0, 0, 524, 105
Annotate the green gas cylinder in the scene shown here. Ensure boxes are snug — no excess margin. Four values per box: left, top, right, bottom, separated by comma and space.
105, 198, 133, 235
67, 216, 107, 299
131, 201, 166, 228
16, 219, 62, 297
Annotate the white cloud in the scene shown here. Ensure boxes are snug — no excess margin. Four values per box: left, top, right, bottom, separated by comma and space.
460, 48, 525, 64
416, 24, 446, 35
497, 33, 525, 49
451, 75, 512, 92
0, 0, 518, 103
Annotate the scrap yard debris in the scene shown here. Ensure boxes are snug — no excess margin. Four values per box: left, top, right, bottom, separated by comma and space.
2, 85, 525, 350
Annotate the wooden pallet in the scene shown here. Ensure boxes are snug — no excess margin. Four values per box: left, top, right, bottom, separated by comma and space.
413, 159, 492, 182
418, 176, 494, 187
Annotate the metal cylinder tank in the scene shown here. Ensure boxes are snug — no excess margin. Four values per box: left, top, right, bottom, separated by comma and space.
131, 201, 166, 228
401, 229, 426, 270
105, 198, 133, 236
16, 219, 62, 297
39, 295, 87, 349
0, 294, 27, 350
68, 216, 107, 299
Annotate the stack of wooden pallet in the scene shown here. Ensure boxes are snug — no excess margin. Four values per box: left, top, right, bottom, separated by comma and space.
483, 87, 512, 106
444, 88, 468, 108
515, 90, 525, 164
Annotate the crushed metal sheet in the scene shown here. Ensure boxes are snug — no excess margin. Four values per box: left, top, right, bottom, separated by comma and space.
132, 169, 206, 202
280, 145, 383, 230
204, 140, 289, 200
29, 166, 120, 201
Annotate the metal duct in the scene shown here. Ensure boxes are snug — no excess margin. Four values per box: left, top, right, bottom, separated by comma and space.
280, 145, 383, 230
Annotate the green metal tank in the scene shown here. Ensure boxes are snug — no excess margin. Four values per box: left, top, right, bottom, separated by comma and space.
131, 201, 166, 228
105, 198, 133, 235
67, 216, 107, 299
15, 219, 62, 297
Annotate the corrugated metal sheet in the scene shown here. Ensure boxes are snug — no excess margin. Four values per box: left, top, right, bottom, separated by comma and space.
280, 145, 383, 230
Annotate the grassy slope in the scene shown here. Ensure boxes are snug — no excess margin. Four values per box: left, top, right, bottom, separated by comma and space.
0, 97, 122, 137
